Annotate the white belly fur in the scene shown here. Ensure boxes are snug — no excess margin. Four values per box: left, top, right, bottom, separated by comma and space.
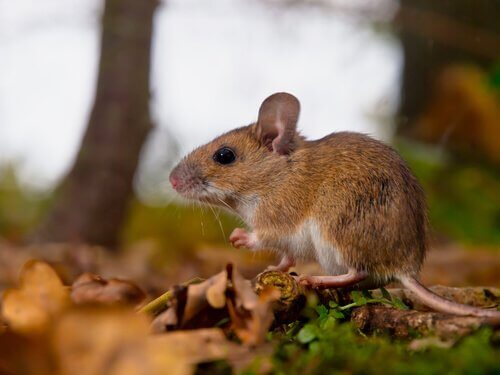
282, 220, 348, 276
236, 200, 347, 276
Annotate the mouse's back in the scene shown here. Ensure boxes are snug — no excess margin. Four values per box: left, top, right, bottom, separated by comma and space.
302, 131, 428, 282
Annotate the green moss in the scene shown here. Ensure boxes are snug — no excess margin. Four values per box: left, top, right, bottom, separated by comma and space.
266, 325, 499, 375
245, 301, 500, 375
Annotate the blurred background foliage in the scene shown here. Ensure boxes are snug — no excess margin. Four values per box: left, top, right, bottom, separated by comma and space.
0, 0, 498, 266
0, 2, 499, 372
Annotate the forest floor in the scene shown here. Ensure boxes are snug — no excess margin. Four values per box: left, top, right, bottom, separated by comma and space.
0, 240, 499, 375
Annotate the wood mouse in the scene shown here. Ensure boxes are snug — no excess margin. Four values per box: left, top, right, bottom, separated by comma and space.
169, 92, 500, 319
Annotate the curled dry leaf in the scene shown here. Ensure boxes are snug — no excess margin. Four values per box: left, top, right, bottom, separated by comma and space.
150, 306, 178, 333
182, 271, 227, 325
53, 307, 191, 375
228, 264, 280, 346
149, 264, 279, 344
71, 273, 146, 306
206, 271, 228, 308
228, 285, 280, 346
1, 260, 70, 334
231, 264, 258, 311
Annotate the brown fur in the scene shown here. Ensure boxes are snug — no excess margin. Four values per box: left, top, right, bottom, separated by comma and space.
171, 126, 427, 282
170, 92, 500, 319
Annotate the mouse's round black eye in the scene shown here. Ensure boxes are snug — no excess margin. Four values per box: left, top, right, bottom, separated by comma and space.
213, 147, 236, 165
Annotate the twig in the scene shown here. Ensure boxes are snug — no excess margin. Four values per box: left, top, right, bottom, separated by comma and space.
139, 277, 205, 316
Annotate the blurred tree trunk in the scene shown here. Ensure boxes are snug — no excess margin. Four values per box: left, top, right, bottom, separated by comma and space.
32, 0, 159, 248
394, 0, 500, 136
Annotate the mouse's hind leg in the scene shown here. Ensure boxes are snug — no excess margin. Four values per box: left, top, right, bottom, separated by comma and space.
298, 268, 368, 289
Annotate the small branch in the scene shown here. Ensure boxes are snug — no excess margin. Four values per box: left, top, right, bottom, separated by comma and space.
139, 277, 204, 316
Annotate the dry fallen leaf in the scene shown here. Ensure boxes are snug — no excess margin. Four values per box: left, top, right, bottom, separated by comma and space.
71, 273, 146, 306
1, 260, 70, 334
152, 328, 241, 364
149, 264, 279, 344
206, 271, 228, 308
150, 306, 179, 333
0, 330, 55, 375
231, 264, 258, 311
227, 266, 280, 346
244, 287, 281, 346
53, 307, 192, 375
183, 271, 227, 322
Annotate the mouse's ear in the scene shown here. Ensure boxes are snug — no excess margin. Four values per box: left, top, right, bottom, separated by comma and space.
254, 92, 300, 155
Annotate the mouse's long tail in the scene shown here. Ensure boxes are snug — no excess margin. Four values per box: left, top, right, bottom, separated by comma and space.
398, 276, 500, 321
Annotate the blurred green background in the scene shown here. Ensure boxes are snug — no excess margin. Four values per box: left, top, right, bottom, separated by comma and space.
0, 0, 498, 288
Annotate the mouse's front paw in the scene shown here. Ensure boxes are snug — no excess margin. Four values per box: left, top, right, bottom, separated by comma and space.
229, 228, 257, 249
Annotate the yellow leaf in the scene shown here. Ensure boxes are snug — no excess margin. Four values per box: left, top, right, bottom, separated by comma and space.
152, 328, 235, 365
206, 271, 228, 308
53, 307, 191, 375
1, 260, 70, 334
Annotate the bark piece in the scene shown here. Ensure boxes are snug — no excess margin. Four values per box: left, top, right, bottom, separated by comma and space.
351, 305, 485, 340
253, 270, 308, 323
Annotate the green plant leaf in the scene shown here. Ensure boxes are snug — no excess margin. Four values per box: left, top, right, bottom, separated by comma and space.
286, 321, 301, 337
330, 310, 345, 319
392, 296, 409, 310
315, 304, 328, 318
328, 300, 339, 308
309, 341, 321, 354
380, 287, 392, 301
297, 324, 318, 344
350, 291, 367, 306
321, 316, 337, 330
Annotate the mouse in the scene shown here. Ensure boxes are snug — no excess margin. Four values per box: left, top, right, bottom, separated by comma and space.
169, 92, 500, 319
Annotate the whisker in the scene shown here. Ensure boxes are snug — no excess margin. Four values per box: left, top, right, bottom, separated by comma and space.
199, 203, 206, 237
208, 204, 226, 243
215, 197, 247, 225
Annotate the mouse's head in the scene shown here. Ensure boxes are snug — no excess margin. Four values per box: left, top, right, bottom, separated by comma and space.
169, 92, 302, 206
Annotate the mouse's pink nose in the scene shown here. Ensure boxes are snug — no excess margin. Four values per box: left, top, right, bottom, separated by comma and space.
169, 174, 180, 190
